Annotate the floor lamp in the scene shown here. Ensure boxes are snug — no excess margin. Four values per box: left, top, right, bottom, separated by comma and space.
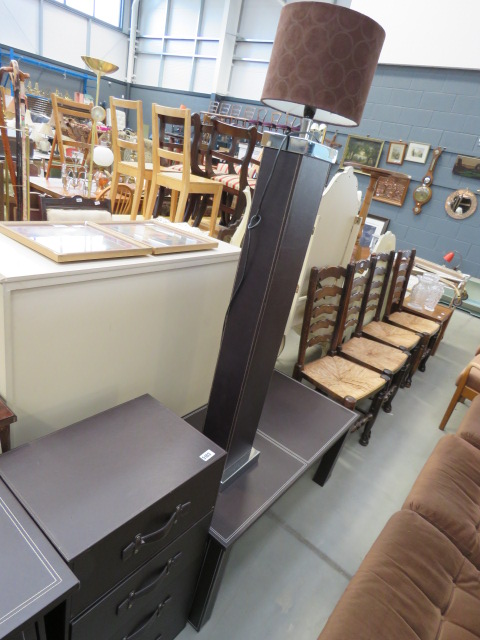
202, 2, 385, 487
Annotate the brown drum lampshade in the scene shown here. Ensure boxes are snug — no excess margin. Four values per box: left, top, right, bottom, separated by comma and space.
261, 2, 385, 127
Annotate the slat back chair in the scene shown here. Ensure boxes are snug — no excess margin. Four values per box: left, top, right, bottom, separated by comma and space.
402, 263, 454, 358
110, 97, 152, 219
97, 183, 133, 215
383, 250, 441, 374
337, 258, 410, 415
218, 102, 232, 116
357, 251, 396, 329
263, 111, 282, 131
340, 259, 372, 345
145, 104, 223, 237
204, 117, 258, 227
247, 107, 267, 130
385, 249, 416, 316
46, 95, 95, 178
293, 264, 389, 446
207, 100, 219, 114
354, 251, 421, 388
242, 106, 256, 121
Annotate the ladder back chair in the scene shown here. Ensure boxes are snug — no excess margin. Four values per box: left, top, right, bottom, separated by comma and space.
337, 258, 410, 415
383, 250, 441, 373
145, 105, 223, 237
110, 97, 152, 219
359, 251, 423, 388
396, 252, 453, 358
293, 264, 390, 446
204, 117, 258, 227
46, 94, 95, 178
246, 107, 267, 130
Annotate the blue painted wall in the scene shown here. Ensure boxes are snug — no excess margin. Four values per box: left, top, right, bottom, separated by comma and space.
331, 65, 480, 277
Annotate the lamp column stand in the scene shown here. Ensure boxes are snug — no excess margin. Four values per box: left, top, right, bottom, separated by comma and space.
202, 143, 333, 487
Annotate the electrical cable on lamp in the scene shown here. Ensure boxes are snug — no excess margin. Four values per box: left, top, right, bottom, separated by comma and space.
201, 1, 386, 488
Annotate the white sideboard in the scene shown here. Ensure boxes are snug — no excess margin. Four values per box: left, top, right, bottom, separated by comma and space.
0, 231, 240, 446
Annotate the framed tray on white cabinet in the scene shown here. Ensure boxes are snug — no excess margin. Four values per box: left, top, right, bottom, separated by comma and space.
0, 221, 152, 263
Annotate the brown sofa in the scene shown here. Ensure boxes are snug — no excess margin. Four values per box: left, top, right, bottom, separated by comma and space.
318, 397, 480, 640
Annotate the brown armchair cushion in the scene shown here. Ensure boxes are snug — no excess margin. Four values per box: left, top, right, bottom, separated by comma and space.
403, 434, 480, 569
457, 395, 480, 449
318, 510, 480, 640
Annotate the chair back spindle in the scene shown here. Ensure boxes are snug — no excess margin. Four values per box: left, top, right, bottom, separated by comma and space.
385, 249, 416, 316
297, 265, 351, 369
340, 259, 372, 345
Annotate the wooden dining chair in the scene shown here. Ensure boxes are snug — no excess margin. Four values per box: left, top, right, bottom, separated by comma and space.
109, 97, 153, 220
395, 251, 453, 358
246, 107, 267, 130
439, 349, 480, 431
293, 264, 390, 446
97, 183, 133, 215
144, 105, 223, 237
382, 250, 441, 373
337, 258, 410, 415
46, 95, 95, 178
359, 251, 426, 387
203, 117, 258, 227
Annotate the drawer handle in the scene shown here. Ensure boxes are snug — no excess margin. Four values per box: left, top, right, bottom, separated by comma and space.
122, 502, 191, 561
117, 552, 182, 615
122, 597, 170, 640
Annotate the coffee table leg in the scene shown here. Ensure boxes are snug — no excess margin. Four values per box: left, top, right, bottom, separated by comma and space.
313, 431, 348, 487
189, 537, 231, 631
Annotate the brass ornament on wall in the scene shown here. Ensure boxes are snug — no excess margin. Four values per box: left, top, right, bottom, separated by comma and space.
445, 188, 477, 220
412, 147, 443, 214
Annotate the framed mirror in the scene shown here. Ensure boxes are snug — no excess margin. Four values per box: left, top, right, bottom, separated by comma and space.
445, 188, 477, 220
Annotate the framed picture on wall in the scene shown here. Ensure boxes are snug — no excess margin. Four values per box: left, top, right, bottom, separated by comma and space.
340, 135, 384, 171
405, 141, 430, 163
452, 154, 480, 180
386, 141, 407, 165
373, 173, 411, 207
360, 214, 390, 250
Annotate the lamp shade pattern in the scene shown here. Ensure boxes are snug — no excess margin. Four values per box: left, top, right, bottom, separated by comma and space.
261, 2, 385, 126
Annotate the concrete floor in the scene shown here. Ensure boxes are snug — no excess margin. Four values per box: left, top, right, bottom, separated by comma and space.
178, 308, 479, 640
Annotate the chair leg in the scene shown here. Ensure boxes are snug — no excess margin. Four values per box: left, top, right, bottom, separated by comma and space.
359, 380, 389, 446
418, 332, 438, 373
130, 174, 143, 220
439, 384, 465, 431
193, 196, 209, 227
144, 181, 158, 220
209, 187, 223, 237
382, 367, 405, 413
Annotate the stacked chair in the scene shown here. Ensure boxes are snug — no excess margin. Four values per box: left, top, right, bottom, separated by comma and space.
293, 264, 391, 447
294, 249, 448, 446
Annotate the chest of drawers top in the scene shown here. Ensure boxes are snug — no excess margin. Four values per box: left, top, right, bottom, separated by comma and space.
0, 395, 225, 616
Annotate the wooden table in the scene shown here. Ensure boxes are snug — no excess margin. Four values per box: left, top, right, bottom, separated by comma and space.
29, 177, 99, 199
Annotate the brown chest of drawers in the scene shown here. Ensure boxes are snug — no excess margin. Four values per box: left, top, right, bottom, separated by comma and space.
0, 395, 226, 640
